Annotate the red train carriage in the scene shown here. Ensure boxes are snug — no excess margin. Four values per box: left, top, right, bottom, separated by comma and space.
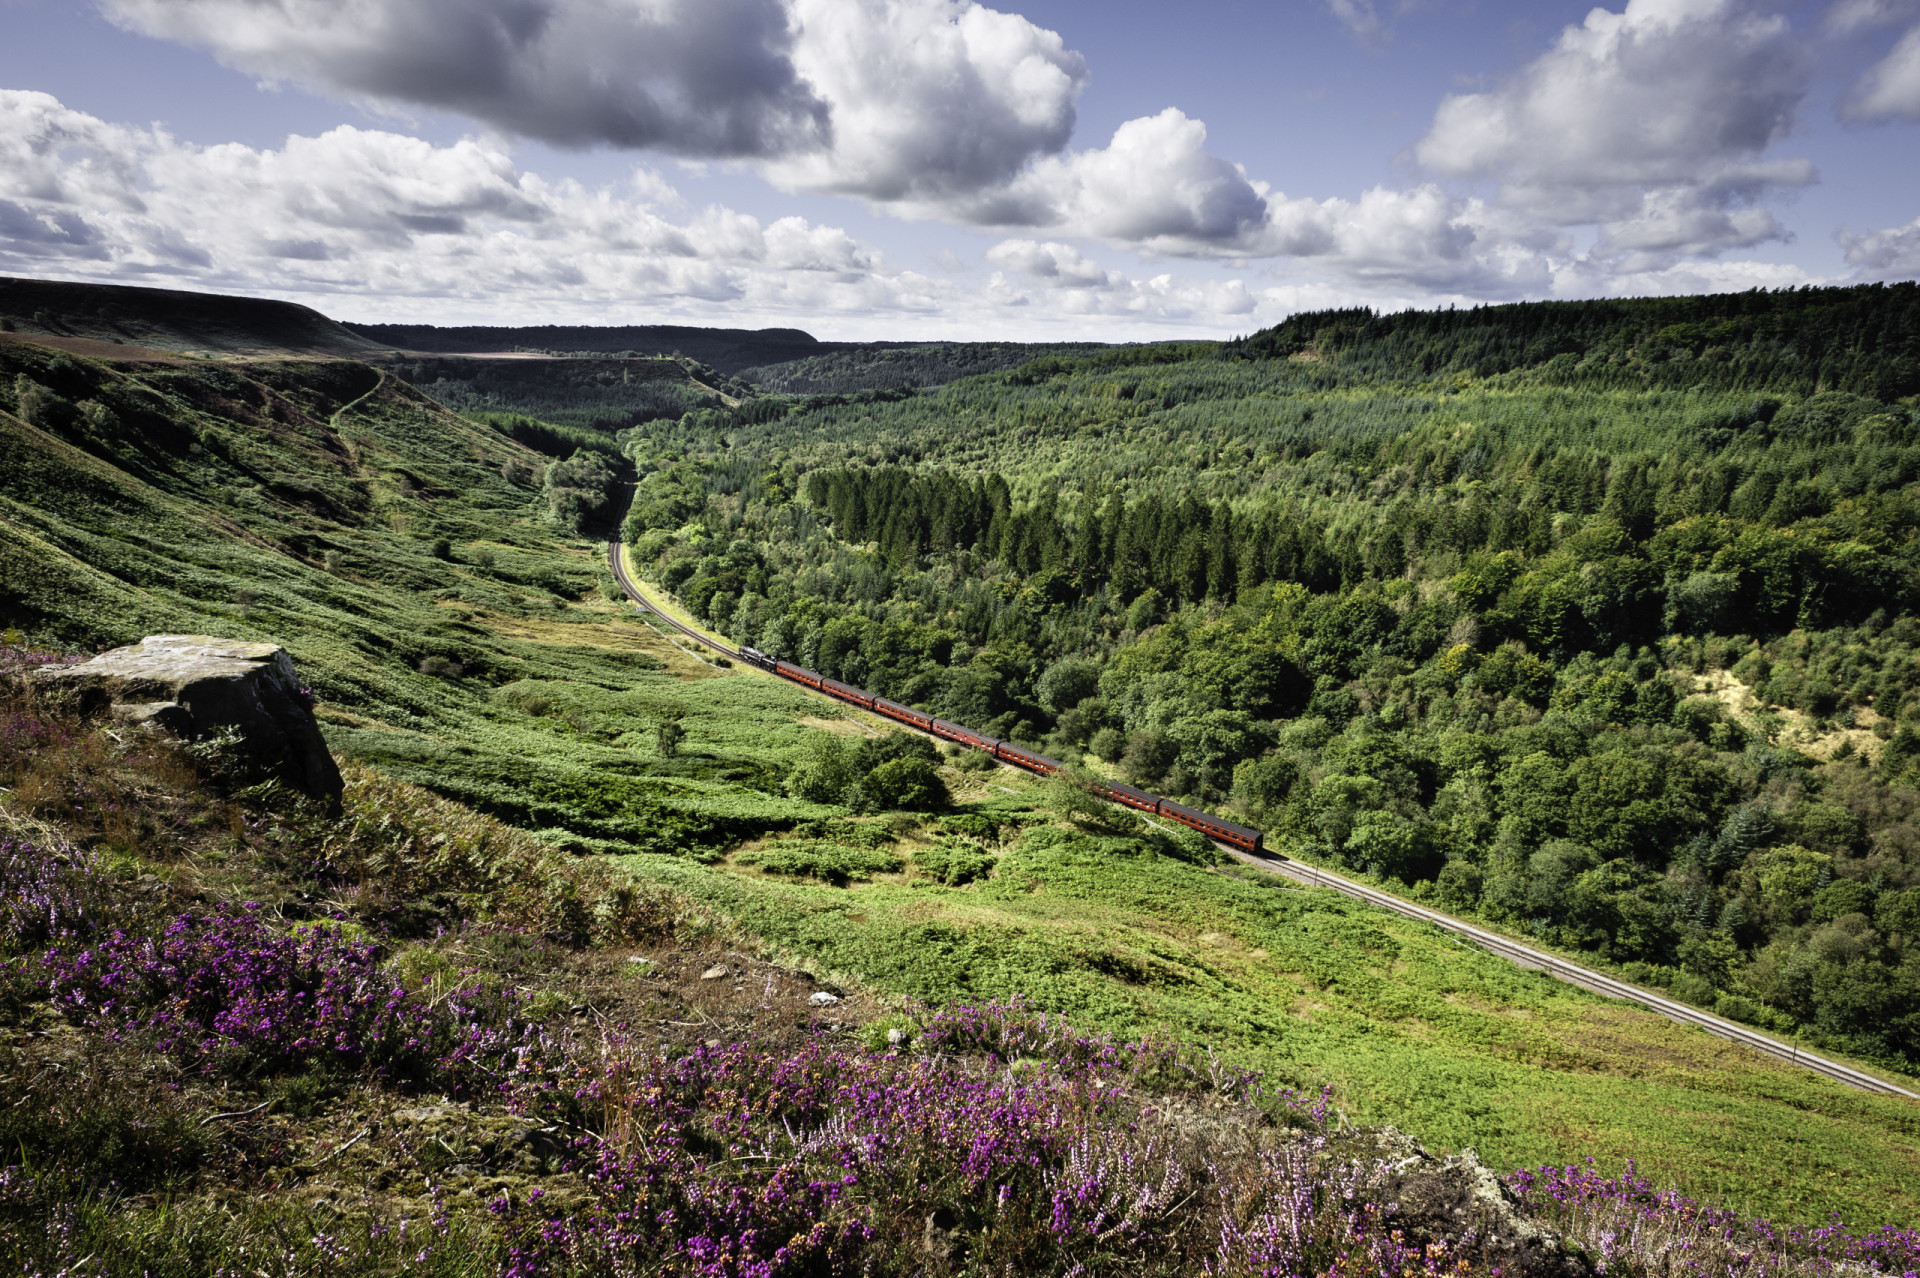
1156, 799, 1263, 855
870, 696, 935, 731
992, 741, 1061, 776
680, 598, 1265, 854
1094, 780, 1160, 815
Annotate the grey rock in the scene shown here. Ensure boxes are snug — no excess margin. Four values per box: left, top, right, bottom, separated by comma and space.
1345, 1128, 1594, 1278
33, 634, 343, 803
808, 991, 841, 1007
701, 964, 729, 980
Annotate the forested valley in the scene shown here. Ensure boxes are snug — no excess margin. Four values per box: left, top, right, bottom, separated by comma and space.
621, 283, 1920, 1070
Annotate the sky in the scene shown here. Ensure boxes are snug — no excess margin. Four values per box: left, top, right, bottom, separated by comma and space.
0, 0, 1917, 340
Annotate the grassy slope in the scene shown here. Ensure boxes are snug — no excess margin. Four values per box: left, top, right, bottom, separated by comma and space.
622, 820, 1920, 1225
4, 332, 1918, 1227
0, 341, 836, 856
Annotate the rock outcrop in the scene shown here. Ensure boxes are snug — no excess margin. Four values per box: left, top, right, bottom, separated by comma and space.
31, 634, 343, 803
1331, 1127, 1595, 1278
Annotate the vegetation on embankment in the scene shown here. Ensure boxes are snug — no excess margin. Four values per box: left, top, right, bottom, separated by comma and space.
6, 286, 1920, 1237
4, 641, 1919, 1274
616, 283, 1920, 1076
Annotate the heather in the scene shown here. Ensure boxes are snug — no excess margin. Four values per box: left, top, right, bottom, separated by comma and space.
0, 683, 1916, 1275
10, 313, 1920, 1261
42, 902, 545, 1086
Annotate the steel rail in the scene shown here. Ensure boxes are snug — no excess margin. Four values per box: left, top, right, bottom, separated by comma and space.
1223, 845, 1919, 1098
608, 540, 744, 659
607, 541, 1918, 1099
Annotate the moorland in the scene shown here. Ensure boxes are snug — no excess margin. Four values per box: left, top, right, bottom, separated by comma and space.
2, 276, 1919, 1273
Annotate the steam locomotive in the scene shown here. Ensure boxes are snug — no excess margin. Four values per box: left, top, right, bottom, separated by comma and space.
736, 645, 1263, 855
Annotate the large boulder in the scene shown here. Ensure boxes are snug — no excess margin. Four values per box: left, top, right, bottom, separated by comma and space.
31, 634, 343, 803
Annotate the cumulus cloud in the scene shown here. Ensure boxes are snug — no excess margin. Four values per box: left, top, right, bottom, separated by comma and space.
983, 239, 1258, 319
985, 239, 1125, 290
99, 0, 1089, 206
1839, 215, 1920, 276
945, 114, 1550, 299
767, 0, 1085, 201
0, 89, 940, 322
1414, 0, 1815, 265
99, 0, 828, 158
1847, 23, 1920, 118
976, 110, 1269, 249
0, 88, 1312, 336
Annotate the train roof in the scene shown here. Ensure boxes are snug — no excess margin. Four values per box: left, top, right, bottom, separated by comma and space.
1157, 799, 1261, 841
1000, 742, 1064, 769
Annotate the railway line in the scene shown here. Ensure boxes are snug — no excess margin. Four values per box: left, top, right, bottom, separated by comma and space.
605, 540, 1919, 1099
607, 539, 1262, 853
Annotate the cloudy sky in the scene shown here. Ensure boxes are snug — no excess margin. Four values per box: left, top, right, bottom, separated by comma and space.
2, 0, 1917, 339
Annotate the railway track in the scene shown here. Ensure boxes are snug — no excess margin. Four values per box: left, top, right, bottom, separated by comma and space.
608, 539, 745, 659
1226, 847, 1918, 1098
605, 541, 1919, 1099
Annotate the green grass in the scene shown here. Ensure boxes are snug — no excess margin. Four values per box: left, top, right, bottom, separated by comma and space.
617, 818, 1920, 1226
0, 344, 840, 857
10, 335, 1920, 1232
737, 840, 905, 884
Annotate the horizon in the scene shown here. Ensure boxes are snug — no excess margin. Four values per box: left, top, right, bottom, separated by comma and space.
2, 0, 1918, 341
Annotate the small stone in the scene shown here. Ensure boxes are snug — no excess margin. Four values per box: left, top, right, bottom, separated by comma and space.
701, 964, 729, 980
886, 1028, 906, 1046
809, 991, 840, 1007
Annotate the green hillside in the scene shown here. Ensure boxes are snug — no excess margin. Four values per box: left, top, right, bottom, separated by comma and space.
5, 285, 1920, 1227
0, 275, 391, 358
618, 283, 1920, 1077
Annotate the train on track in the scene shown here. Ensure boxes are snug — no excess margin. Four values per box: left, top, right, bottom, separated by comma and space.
736, 643, 1262, 854
608, 542, 1262, 855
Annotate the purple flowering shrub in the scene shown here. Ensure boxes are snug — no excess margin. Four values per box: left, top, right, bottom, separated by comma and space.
41, 903, 546, 1087
493, 1001, 1440, 1278
0, 837, 112, 954
475, 1001, 1920, 1278
1510, 1161, 1920, 1278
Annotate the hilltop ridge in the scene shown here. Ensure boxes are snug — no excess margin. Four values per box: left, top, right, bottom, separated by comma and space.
342, 319, 846, 375
0, 276, 392, 359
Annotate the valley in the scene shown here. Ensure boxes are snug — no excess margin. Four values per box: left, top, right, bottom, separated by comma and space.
2, 277, 1919, 1272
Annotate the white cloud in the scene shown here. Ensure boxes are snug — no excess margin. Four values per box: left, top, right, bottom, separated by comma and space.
1847, 24, 1920, 118
0, 88, 1309, 337
0, 89, 943, 323
1839, 215, 1920, 276
99, 0, 1090, 208
985, 239, 1124, 290
767, 0, 1085, 202
1325, 0, 1383, 39
1414, 0, 1815, 265
99, 0, 828, 158
983, 239, 1259, 319
979, 109, 1269, 250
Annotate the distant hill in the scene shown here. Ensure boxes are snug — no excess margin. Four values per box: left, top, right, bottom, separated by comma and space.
1223, 282, 1920, 399
342, 321, 846, 375
345, 323, 1122, 387
0, 276, 392, 358
737, 341, 1113, 394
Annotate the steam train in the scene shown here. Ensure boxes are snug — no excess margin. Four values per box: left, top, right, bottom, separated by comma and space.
736, 645, 1264, 855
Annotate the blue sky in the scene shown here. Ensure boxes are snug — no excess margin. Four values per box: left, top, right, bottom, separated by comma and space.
1, 0, 1917, 339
